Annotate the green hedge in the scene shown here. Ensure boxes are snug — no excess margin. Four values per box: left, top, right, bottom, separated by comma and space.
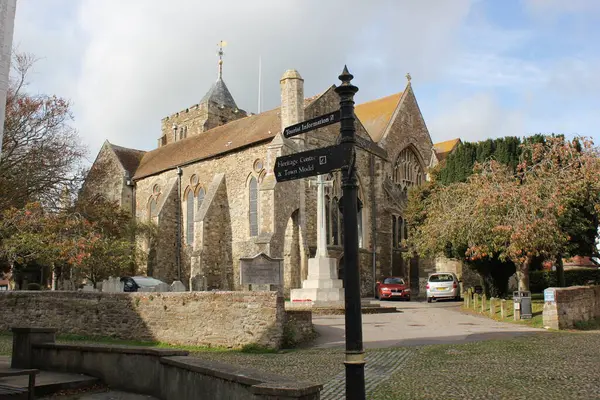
529, 269, 600, 293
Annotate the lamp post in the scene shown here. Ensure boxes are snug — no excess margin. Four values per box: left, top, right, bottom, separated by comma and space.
335, 66, 366, 400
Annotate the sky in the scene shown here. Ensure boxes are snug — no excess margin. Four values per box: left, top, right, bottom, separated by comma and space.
10, 0, 600, 163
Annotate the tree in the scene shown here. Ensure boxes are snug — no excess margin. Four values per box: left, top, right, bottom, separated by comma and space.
0, 52, 86, 211
0, 198, 156, 288
408, 136, 600, 293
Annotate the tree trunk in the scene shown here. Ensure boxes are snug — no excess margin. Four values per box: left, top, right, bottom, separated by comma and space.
555, 255, 565, 287
516, 257, 532, 292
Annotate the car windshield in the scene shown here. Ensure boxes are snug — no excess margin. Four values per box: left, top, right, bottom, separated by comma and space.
132, 277, 164, 287
383, 278, 405, 285
429, 274, 454, 282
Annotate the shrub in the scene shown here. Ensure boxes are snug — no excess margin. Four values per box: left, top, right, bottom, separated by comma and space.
26, 283, 41, 290
529, 269, 600, 293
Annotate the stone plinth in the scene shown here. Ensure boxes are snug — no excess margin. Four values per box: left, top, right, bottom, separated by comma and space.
11, 327, 57, 369
290, 257, 344, 307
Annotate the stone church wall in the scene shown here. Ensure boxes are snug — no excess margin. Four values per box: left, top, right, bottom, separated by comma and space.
80, 143, 128, 208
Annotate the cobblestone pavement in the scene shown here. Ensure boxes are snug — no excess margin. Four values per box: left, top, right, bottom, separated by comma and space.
320, 348, 415, 400
370, 332, 600, 400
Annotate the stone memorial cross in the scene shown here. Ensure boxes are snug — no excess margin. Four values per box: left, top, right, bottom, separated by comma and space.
309, 174, 334, 258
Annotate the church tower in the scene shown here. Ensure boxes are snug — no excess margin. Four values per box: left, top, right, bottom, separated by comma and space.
158, 41, 247, 147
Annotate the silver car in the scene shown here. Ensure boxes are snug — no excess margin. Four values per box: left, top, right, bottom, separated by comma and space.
426, 272, 461, 303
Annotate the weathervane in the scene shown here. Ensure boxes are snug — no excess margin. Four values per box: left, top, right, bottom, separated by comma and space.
406, 72, 411, 82
217, 40, 227, 79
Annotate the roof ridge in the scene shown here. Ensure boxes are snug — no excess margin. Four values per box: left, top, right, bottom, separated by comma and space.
109, 142, 147, 153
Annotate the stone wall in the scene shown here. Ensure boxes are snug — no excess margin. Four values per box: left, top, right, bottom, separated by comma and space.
80, 142, 129, 209
0, 291, 287, 349
543, 286, 600, 330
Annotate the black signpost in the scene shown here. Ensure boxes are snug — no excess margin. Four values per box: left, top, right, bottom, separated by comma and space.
274, 66, 366, 400
335, 66, 366, 400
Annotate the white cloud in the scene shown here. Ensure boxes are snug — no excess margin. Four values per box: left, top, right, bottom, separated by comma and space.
13, 0, 475, 158
428, 92, 525, 143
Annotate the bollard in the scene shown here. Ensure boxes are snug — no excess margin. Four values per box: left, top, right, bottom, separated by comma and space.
473, 294, 479, 309
481, 294, 487, 313
500, 299, 507, 319
489, 297, 496, 317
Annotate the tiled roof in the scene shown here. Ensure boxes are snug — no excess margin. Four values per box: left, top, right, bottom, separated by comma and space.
133, 90, 407, 180
109, 143, 146, 176
134, 107, 281, 180
433, 138, 461, 161
354, 92, 402, 142
200, 78, 238, 109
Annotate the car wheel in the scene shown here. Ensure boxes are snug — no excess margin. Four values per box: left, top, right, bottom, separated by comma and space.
427, 297, 432, 303
405, 296, 410, 302
455, 295, 461, 301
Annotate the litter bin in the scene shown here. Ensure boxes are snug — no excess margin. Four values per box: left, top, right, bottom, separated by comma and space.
513, 291, 532, 319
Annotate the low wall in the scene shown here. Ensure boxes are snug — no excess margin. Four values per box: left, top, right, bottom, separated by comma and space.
12, 329, 321, 399
0, 291, 286, 349
283, 311, 314, 347
543, 286, 600, 330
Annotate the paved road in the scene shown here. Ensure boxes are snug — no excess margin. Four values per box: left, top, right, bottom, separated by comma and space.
312, 299, 544, 349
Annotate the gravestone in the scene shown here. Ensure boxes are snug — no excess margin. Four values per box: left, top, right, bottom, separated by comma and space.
171, 281, 186, 292
82, 284, 95, 292
155, 282, 171, 292
101, 276, 124, 293
240, 253, 283, 293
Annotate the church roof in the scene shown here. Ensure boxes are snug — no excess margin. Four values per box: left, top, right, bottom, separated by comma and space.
200, 78, 238, 109
433, 138, 461, 161
108, 142, 146, 176
355, 92, 402, 143
134, 107, 281, 180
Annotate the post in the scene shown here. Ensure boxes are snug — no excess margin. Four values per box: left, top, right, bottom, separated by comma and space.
335, 66, 365, 400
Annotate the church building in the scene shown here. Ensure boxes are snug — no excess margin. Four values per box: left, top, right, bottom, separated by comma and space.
82, 49, 460, 297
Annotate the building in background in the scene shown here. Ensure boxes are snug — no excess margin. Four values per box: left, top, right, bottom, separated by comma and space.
0, 0, 17, 161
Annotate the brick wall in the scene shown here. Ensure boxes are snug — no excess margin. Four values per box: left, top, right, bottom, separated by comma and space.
0, 291, 287, 349
543, 286, 600, 329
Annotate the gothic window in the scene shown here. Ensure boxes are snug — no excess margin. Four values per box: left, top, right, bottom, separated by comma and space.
392, 215, 408, 249
394, 147, 424, 189
325, 195, 331, 245
197, 187, 205, 210
148, 197, 158, 224
392, 216, 397, 248
186, 190, 194, 245
249, 177, 258, 236
331, 197, 339, 245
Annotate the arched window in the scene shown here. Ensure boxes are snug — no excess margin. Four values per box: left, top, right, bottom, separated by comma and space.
331, 197, 339, 245
394, 147, 424, 188
249, 177, 258, 236
392, 215, 397, 248
186, 190, 194, 245
197, 187, 205, 210
148, 197, 158, 224
325, 195, 331, 245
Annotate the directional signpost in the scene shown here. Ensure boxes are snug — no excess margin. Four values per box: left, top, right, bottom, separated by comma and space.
274, 66, 366, 400
274, 144, 350, 182
283, 110, 341, 139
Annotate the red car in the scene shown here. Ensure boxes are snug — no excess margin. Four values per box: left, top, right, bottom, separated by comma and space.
375, 277, 411, 301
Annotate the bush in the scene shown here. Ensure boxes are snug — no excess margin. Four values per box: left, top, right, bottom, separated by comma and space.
529, 269, 600, 293
26, 283, 41, 290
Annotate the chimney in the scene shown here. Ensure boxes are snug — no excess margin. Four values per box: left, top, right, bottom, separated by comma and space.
280, 69, 305, 141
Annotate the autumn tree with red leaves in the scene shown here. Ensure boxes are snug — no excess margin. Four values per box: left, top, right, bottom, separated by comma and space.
407, 136, 600, 292
0, 53, 86, 211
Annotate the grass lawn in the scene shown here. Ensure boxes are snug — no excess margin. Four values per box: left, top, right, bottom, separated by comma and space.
461, 293, 546, 328
0, 332, 344, 385
371, 332, 600, 400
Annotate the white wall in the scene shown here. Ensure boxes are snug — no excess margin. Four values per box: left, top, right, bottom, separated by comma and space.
0, 0, 17, 160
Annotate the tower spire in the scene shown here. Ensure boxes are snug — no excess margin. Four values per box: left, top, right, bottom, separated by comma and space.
217, 40, 227, 80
